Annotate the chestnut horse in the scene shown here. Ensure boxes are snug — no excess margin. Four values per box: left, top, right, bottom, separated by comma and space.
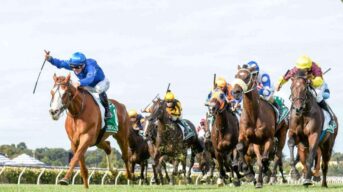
232, 65, 276, 188
207, 88, 241, 186
49, 74, 131, 188
288, 72, 338, 187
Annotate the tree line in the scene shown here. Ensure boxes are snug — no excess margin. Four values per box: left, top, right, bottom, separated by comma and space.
0, 142, 124, 168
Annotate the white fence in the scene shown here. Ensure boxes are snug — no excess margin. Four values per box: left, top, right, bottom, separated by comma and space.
1, 165, 343, 186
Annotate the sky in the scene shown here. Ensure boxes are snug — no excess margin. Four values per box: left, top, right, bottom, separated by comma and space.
0, 0, 343, 154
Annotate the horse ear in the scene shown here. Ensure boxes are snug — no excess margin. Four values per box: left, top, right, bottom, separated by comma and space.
53, 73, 57, 82
65, 73, 71, 82
237, 65, 241, 70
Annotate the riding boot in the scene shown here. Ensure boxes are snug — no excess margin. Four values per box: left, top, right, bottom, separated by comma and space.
100, 92, 112, 119
318, 100, 335, 127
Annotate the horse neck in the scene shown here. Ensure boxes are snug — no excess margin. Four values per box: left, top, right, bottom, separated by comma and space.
214, 108, 235, 137
67, 87, 84, 116
242, 90, 259, 122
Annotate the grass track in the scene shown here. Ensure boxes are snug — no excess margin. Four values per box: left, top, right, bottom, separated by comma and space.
1, 184, 343, 192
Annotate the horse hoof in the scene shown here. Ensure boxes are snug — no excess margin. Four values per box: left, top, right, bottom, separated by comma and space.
312, 176, 321, 182
255, 182, 263, 188
233, 179, 241, 187
58, 178, 69, 185
217, 178, 224, 187
282, 179, 288, 184
303, 179, 312, 186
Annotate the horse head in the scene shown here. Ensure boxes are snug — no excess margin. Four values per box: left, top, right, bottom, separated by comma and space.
208, 88, 227, 116
232, 64, 257, 99
290, 70, 311, 116
49, 73, 75, 120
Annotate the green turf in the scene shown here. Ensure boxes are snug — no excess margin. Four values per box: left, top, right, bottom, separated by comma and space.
0, 184, 343, 192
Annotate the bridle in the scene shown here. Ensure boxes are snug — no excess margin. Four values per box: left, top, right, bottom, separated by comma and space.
233, 68, 257, 94
50, 81, 85, 117
291, 76, 311, 115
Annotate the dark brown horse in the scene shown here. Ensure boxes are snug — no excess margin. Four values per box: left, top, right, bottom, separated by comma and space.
232, 64, 276, 188
128, 127, 150, 184
145, 98, 203, 184
288, 72, 338, 187
207, 88, 241, 186
49, 74, 131, 188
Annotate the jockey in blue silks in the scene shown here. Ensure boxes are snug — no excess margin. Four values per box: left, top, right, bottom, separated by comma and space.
247, 61, 288, 122
46, 52, 112, 119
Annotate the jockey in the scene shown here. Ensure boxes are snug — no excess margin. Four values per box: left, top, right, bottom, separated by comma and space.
247, 61, 288, 120
128, 109, 145, 136
275, 55, 335, 127
46, 52, 112, 119
128, 109, 145, 131
209, 77, 242, 112
164, 90, 192, 140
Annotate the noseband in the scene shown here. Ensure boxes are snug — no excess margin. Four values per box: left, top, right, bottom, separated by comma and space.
50, 82, 85, 117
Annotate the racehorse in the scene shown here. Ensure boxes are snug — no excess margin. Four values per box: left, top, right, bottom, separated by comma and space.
145, 98, 202, 184
207, 88, 241, 186
49, 74, 131, 188
128, 127, 150, 184
232, 64, 277, 188
288, 71, 338, 187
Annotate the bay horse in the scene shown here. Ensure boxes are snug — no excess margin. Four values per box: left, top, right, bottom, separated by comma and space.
207, 88, 241, 186
231, 64, 277, 188
145, 98, 203, 184
288, 71, 338, 187
49, 74, 131, 188
128, 127, 150, 184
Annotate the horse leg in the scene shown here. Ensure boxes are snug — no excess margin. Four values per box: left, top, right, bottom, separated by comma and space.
139, 161, 145, 185
171, 159, 179, 185
162, 161, 170, 184
187, 150, 195, 184
288, 134, 300, 180
97, 140, 117, 176
79, 156, 89, 188
60, 137, 91, 188
312, 148, 322, 182
253, 143, 264, 188
114, 135, 132, 180
261, 138, 273, 185
215, 152, 225, 187
303, 134, 320, 186
130, 162, 136, 183
320, 136, 334, 188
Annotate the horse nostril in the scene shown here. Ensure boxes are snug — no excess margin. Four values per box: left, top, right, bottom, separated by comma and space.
49, 109, 59, 115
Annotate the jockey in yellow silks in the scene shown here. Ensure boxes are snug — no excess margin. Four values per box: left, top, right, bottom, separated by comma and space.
164, 90, 193, 140
275, 55, 335, 127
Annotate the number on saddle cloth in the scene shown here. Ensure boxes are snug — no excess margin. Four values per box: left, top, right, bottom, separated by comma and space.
104, 103, 119, 133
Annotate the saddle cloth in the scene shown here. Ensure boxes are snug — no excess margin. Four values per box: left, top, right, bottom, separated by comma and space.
86, 91, 118, 133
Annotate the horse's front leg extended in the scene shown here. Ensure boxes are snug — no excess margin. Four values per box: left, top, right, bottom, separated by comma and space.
261, 138, 273, 184
171, 159, 180, 185
288, 134, 300, 180
303, 133, 320, 186
215, 152, 225, 186
60, 136, 91, 187
253, 144, 263, 188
